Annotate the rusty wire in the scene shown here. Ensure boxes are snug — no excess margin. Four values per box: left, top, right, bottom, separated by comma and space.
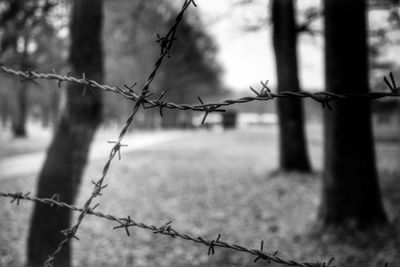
0, 192, 336, 267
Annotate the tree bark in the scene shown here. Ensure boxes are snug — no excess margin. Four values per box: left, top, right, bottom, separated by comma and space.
320, 0, 387, 228
27, 1, 104, 266
272, 0, 311, 172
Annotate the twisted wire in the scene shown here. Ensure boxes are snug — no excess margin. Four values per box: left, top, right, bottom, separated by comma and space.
38, 1, 197, 266
1, 65, 399, 124
0, 192, 335, 267
0, 0, 398, 265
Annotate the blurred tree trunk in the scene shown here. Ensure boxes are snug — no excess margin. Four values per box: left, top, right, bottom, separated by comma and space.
12, 42, 30, 138
0, 95, 9, 127
27, 1, 104, 266
272, 0, 311, 172
319, 0, 387, 228
12, 80, 28, 137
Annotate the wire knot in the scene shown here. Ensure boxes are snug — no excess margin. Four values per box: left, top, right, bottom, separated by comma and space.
113, 216, 133, 236
316, 257, 335, 267
156, 34, 176, 55
49, 194, 60, 208
154, 221, 175, 237
250, 80, 273, 99
197, 96, 222, 125
207, 234, 221, 255
384, 72, 399, 94
21, 70, 39, 85
81, 73, 94, 96
108, 140, 128, 160
91, 180, 108, 197
318, 95, 333, 110
61, 227, 79, 241
10, 192, 30, 205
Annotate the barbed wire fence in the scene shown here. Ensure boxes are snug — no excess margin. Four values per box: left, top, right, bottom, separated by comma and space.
0, 0, 398, 267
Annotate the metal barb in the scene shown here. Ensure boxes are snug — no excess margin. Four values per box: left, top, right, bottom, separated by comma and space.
21, 70, 39, 85
1, 65, 399, 114
108, 140, 128, 160
0, 192, 337, 267
384, 72, 399, 94
113, 216, 133, 237
30, 2, 198, 266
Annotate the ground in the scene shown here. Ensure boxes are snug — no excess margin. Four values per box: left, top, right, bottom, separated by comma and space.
0, 124, 399, 267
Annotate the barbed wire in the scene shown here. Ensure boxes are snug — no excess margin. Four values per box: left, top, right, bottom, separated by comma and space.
37, 0, 197, 266
0, 67, 399, 125
0, 192, 336, 267
0, 34, 397, 267
0, 0, 398, 266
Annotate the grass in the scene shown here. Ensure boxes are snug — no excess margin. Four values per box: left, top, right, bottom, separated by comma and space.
0, 124, 52, 159
0, 125, 400, 267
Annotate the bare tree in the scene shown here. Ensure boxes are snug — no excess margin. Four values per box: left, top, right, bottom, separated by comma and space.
272, 0, 311, 173
319, 0, 387, 228
27, 0, 104, 266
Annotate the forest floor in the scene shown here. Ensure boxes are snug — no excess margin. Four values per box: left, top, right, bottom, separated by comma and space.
0, 124, 400, 267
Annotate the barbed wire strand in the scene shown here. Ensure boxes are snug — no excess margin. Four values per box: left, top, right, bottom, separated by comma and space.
0, 65, 399, 125
0, 0, 397, 266
37, 1, 197, 266
0, 32, 397, 267
0, 192, 336, 267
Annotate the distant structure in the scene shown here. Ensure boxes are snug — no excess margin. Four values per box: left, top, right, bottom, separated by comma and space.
192, 112, 277, 129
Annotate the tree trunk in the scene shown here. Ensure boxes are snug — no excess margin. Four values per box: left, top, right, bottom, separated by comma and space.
12, 82, 28, 137
319, 0, 387, 228
272, 0, 311, 172
12, 54, 30, 138
0, 95, 9, 127
27, 1, 104, 266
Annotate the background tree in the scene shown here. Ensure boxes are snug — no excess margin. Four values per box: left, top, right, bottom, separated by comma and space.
27, 0, 104, 266
271, 0, 311, 173
319, 0, 387, 228
101, 0, 223, 129
0, 0, 58, 137
159, 13, 223, 128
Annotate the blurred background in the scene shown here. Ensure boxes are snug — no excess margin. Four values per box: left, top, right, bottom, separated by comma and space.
0, 0, 399, 132
0, 0, 398, 132
1, 0, 400, 266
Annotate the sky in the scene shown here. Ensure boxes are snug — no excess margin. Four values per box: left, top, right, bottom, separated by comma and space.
193, 0, 324, 92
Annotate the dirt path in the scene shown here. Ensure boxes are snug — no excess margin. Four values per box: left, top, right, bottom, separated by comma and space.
0, 131, 189, 180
